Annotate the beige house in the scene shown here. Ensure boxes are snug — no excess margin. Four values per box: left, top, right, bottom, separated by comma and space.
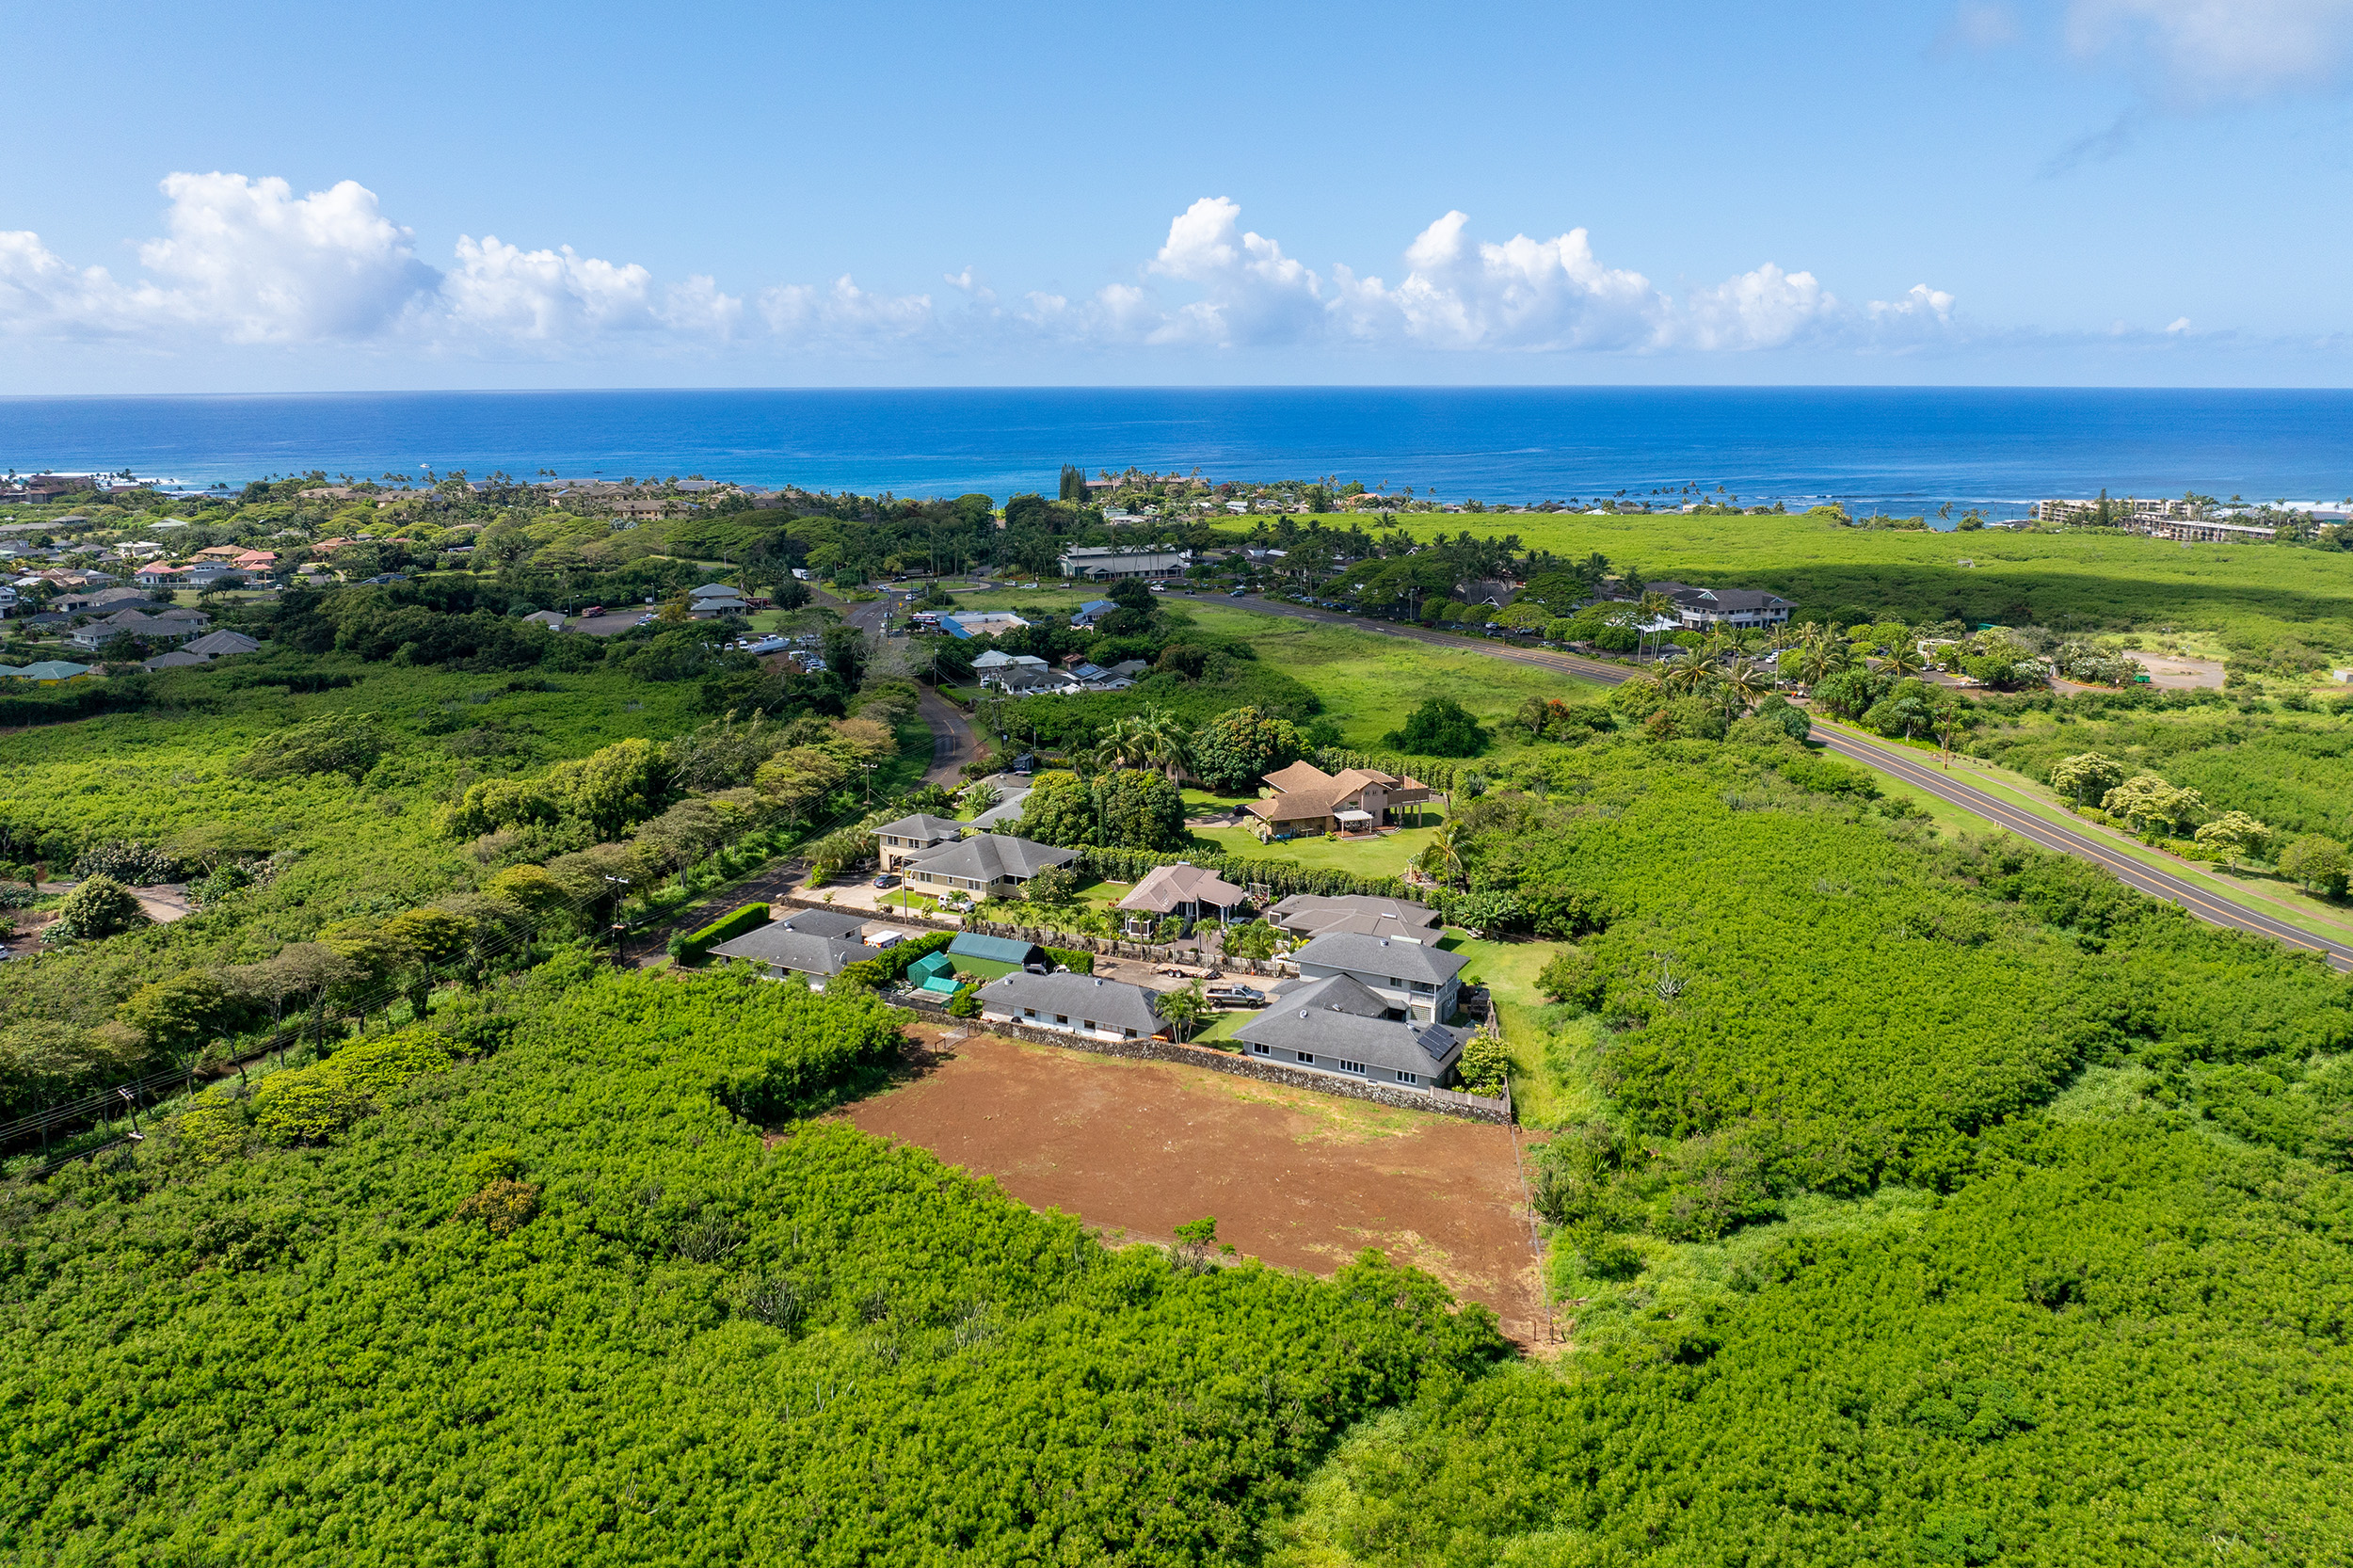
1244, 760, 1430, 841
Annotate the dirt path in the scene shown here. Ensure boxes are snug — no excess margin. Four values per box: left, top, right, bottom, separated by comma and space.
846, 1028, 1547, 1342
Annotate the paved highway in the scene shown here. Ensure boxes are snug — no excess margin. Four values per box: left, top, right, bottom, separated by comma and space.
1219, 594, 2353, 973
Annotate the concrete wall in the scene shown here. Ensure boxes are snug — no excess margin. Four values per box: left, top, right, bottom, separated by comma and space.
895, 995, 1512, 1125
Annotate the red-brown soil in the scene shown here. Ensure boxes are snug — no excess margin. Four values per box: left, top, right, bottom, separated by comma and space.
843, 1027, 1547, 1341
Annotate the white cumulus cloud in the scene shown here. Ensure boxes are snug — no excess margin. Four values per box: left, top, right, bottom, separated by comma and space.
1144, 196, 1327, 346
0, 174, 1962, 364
758, 276, 936, 351
1335, 211, 1665, 351
135, 172, 440, 342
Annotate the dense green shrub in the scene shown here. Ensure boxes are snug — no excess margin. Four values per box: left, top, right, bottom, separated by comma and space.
1384, 696, 1489, 756
667, 901, 771, 963
2, 966, 1506, 1563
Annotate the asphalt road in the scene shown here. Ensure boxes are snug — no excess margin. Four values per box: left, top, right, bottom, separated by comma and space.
1218, 595, 2353, 973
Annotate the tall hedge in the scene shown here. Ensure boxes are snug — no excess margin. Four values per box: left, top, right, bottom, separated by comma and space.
668, 901, 771, 963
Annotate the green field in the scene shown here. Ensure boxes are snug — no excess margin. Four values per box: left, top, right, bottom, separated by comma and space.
1180, 603, 1603, 749
1244, 509, 2353, 659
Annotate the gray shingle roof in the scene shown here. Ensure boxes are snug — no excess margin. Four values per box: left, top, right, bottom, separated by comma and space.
776, 908, 871, 940
1233, 1005, 1468, 1076
1117, 862, 1249, 915
1269, 894, 1441, 939
874, 812, 965, 842
707, 925, 880, 976
181, 630, 261, 657
1264, 972, 1391, 1018
977, 971, 1163, 1035
1291, 931, 1468, 986
903, 833, 1077, 884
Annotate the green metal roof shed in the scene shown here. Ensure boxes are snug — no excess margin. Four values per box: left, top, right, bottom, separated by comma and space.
907, 951, 956, 985
949, 933, 1046, 967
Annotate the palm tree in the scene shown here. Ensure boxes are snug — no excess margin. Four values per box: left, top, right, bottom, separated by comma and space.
1882, 639, 1928, 679
1418, 818, 1465, 889
1095, 706, 1190, 781
1636, 591, 1676, 660
1721, 657, 1771, 712
1661, 647, 1717, 697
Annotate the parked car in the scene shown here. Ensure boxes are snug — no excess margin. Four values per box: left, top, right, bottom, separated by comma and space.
1226, 586, 1248, 596
1205, 984, 1264, 1007
872, 873, 901, 889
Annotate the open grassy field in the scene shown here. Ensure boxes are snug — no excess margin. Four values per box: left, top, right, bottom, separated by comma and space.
1233, 510, 2353, 658
1178, 603, 1604, 748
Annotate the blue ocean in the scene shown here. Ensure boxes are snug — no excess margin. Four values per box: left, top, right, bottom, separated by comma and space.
2, 387, 2349, 520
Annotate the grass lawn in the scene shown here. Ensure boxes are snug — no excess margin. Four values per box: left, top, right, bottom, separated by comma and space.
1189, 1009, 1253, 1045
877, 888, 943, 916
1435, 931, 1603, 1129
1188, 822, 1439, 879
1181, 603, 1605, 750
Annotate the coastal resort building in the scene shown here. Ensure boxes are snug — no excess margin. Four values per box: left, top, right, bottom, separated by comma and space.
1056, 545, 1193, 582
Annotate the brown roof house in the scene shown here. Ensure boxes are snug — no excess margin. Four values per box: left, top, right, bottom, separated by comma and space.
1114, 862, 1249, 935
1242, 760, 1430, 841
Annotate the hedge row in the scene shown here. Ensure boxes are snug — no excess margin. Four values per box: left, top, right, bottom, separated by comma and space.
668, 902, 771, 963
1043, 946, 1096, 975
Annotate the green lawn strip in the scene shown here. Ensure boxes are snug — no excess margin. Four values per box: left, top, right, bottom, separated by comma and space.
1433, 931, 1598, 1128
1185, 822, 1437, 878
1825, 722, 2353, 946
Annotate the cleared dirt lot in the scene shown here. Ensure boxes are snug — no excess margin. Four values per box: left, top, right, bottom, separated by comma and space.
844, 1026, 1546, 1340
2127, 651, 2227, 690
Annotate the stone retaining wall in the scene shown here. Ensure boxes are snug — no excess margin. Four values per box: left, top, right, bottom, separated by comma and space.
890, 995, 1512, 1125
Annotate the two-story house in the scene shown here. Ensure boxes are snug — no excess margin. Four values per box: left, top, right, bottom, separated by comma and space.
873, 812, 967, 872
1288, 931, 1467, 1023
1243, 760, 1432, 840
900, 833, 1079, 899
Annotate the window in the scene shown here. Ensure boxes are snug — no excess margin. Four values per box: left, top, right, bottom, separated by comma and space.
1337, 1060, 1368, 1075
1295, 1051, 1314, 1064
1125, 1029, 1137, 1039
1251, 1043, 1270, 1056
1081, 1020, 1095, 1032
1395, 1071, 1418, 1085
1023, 1008, 1036, 1018
1055, 1014, 1068, 1025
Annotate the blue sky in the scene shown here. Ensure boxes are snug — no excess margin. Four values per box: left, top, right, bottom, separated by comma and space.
3, 0, 2349, 390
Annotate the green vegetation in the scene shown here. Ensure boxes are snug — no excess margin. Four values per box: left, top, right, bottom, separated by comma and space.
13, 469, 2353, 1561
0, 961, 1505, 1562
1360, 504, 2353, 660
666, 901, 771, 963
